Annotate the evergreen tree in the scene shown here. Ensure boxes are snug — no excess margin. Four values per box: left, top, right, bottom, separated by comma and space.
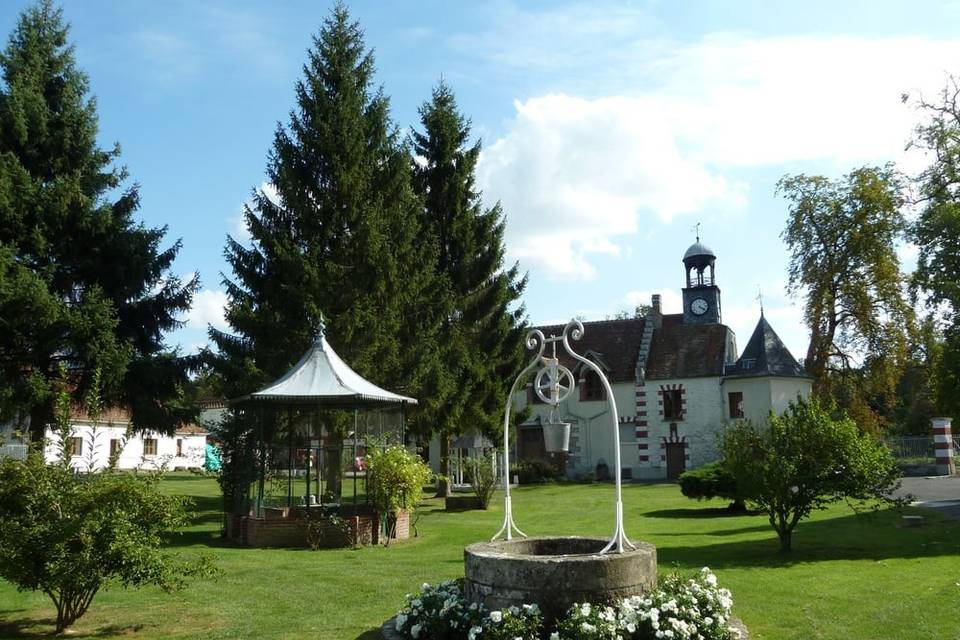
410, 82, 527, 495
0, 1, 197, 439
209, 5, 440, 498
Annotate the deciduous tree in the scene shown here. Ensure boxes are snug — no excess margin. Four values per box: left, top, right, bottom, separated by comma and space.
778, 166, 908, 425
721, 398, 900, 552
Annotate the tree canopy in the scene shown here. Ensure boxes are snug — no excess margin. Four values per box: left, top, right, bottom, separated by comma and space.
778, 166, 908, 430
0, 0, 197, 438
721, 398, 900, 552
409, 82, 527, 493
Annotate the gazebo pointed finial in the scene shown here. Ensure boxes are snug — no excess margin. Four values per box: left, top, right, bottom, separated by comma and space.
314, 314, 327, 343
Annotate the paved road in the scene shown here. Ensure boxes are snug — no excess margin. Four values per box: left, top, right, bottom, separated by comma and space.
893, 475, 960, 519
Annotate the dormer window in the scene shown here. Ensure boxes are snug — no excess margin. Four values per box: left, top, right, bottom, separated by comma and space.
580, 370, 605, 401
741, 358, 756, 370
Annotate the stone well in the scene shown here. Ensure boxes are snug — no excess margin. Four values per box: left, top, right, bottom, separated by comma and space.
464, 536, 657, 624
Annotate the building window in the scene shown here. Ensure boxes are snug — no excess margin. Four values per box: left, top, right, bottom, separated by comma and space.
109, 439, 121, 457
176, 438, 183, 457
143, 438, 158, 456
728, 392, 744, 419
580, 370, 605, 401
69, 437, 83, 456
663, 389, 683, 420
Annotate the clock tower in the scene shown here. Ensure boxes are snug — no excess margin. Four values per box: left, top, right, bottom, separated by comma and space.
681, 239, 721, 325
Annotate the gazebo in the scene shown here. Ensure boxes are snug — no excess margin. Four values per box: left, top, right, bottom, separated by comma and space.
227, 321, 417, 547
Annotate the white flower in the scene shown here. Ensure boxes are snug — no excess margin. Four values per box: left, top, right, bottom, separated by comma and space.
468, 626, 482, 640
410, 623, 421, 639
395, 614, 407, 631
490, 610, 503, 623
550, 634, 560, 640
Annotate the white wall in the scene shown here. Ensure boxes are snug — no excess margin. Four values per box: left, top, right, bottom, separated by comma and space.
44, 423, 206, 471
637, 377, 725, 479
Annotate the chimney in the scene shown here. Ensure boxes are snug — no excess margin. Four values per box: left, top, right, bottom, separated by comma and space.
650, 294, 663, 328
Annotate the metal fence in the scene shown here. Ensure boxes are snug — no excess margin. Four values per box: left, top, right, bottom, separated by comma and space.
0, 443, 28, 461
885, 436, 936, 464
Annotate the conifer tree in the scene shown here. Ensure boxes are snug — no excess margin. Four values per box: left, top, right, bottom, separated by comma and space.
0, 1, 197, 438
410, 82, 527, 495
210, 5, 440, 498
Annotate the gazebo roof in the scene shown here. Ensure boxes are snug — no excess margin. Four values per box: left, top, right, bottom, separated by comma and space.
231, 326, 417, 408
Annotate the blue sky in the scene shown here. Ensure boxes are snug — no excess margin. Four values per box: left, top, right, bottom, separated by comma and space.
3, 0, 958, 361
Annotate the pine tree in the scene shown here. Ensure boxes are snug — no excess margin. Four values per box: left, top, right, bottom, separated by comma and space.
0, 1, 197, 438
410, 82, 527, 495
209, 5, 440, 498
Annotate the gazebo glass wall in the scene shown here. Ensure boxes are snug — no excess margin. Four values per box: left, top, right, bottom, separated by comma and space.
247, 405, 405, 513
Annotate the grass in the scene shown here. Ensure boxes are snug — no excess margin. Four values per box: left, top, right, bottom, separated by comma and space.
1, 475, 959, 639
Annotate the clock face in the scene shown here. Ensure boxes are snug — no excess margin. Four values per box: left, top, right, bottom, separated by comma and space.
691, 297, 709, 316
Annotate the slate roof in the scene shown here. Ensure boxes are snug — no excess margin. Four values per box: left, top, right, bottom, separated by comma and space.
530, 318, 646, 383
724, 314, 809, 379
645, 314, 735, 379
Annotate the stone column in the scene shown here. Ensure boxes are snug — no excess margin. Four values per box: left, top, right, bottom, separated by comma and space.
932, 417, 956, 476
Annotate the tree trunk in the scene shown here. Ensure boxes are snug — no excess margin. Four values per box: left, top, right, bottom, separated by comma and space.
777, 527, 793, 552
435, 434, 452, 498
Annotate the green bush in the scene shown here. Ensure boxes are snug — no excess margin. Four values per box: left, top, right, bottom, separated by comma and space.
366, 445, 433, 545
678, 461, 745, 511
466, 451, 498, 509
0, 454, 212, 632
511, 459, 561, 484
722, 397, 901, 552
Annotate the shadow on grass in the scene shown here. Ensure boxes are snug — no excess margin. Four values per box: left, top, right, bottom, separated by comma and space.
656, 507, 960, 569
354, 628, 382, 640
644, 507, 760, 519
0, 613, 145, 638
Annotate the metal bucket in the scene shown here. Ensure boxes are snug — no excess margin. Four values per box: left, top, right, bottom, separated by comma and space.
542, 421, 571, 453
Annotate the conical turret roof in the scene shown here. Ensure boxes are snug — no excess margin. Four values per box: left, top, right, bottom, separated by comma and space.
725, 314, 809, 379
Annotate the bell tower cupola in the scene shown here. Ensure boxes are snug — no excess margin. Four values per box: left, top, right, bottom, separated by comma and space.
681, 236, 721, 325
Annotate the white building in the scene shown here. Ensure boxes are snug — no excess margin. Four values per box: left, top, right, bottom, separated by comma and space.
1, 406, 208, 472
509, 240, 812, 480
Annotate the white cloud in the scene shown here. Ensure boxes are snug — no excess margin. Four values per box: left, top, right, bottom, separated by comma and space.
186, 289, 229, 331
476, 31, 960, 279
478, 94, 748, 279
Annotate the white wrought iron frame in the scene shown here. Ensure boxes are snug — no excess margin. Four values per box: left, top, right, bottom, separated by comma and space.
493, 319, 635, 553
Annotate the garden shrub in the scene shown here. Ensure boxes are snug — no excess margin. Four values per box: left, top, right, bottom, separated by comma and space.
678, 461, 745, 512
511, 459, 561, 484
366, 445, 433, 544
722, 397, 902, 552
467, 451, 498, 509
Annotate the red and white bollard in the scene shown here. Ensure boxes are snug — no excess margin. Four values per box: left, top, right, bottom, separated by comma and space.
932, 417, 956, 476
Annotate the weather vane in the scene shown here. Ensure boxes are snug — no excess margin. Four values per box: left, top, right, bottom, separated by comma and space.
692, 221, 701, 242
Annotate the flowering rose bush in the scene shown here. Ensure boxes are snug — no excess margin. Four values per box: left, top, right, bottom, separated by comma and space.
615, 568, 740, 640
395, 568, 739, 640
395, 580, 483, 640
552, 602, 620, 639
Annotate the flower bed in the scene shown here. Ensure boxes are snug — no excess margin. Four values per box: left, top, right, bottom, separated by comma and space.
391, 569, 743, 640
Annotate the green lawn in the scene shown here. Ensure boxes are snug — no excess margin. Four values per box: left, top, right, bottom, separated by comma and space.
1, 475, 958, 640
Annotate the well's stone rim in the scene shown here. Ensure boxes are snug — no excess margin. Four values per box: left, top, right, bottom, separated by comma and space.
465, 536, 656, 563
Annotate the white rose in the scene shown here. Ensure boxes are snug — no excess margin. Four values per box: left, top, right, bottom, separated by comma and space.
411, 623, 421, 639
490, 610, 503, 623
550, 634, 560, 640
395, 614, 407, 631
